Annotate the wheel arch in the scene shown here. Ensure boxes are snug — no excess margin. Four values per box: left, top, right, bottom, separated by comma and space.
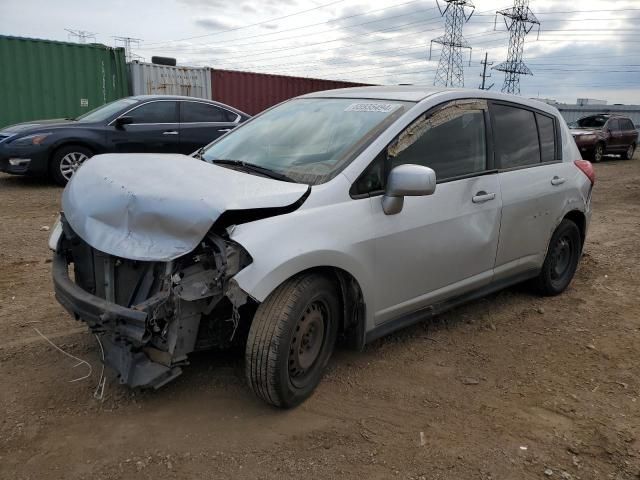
234, 256, 371, 351
563, 209, 587, 246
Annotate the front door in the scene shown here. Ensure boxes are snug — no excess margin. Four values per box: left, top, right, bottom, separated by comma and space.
109, 100, 181, 153
369, 99, 502, 325
179, 101, 240, 154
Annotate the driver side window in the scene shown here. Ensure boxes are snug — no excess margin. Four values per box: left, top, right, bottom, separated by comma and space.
351, 99, 488, 197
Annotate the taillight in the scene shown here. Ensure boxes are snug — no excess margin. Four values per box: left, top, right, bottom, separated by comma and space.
574, 160, 595, 185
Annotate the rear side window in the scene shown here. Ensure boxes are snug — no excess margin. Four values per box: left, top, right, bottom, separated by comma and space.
607, 118, 620, 131
181, 102, 236, 123
127, 101, 178, 124
492, 104, 540, 168
388, 99, 487, 181
536, 113, 556, 162
622, 119, 635, 130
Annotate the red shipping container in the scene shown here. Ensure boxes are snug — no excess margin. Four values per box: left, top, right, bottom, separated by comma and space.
211, 69, 371, 115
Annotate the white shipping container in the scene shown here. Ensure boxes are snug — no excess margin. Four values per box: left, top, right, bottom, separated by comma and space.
128, 62, 212, 100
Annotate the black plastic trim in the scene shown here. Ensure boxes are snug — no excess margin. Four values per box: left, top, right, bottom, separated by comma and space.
214, 186, 312, 229
365, 269, 539, 344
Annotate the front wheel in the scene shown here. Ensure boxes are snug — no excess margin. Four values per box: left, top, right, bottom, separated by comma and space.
50, 144, 93, 186
534, 219, 582, 296
245, 274, 340, 408
622, 144, 635, 160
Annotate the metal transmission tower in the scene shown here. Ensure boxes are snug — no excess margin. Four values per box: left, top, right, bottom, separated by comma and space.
429, 0, 475, 88
113, 36, 143, 62
492, 0, 540, 95
65, 29, 96, 44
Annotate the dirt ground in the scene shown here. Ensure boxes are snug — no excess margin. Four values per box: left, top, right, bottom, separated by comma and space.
1, 152, 639, 480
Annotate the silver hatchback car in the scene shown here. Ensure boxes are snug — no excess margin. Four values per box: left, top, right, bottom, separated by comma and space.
51, 87, 594, 407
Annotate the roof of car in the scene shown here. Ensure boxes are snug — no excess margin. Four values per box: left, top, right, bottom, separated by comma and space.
129, 95, 217, 101
300, 86, 447, 102
127, 95, 249, 115
300, 86, 562, 116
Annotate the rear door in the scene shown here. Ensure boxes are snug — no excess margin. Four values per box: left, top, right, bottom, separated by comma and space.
621, 118, 638, 149
606, 118, 623, 151
109, 100, 181, 153
368, 99, 502, 324
491, 102, 569, 281
179, 101, 240, 154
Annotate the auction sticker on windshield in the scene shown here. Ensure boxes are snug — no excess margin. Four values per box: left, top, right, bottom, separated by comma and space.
345, 103, 401, 113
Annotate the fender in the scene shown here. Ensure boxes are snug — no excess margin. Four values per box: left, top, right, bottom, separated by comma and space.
232, 249, 375, 324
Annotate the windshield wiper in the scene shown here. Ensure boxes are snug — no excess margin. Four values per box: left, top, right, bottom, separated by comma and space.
212, 159, 297, 183
193, 147, 205, 159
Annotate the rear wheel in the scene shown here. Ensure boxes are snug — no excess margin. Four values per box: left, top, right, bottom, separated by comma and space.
50, 144, 93, 186
534, 219, 582, 296
592, 142, 604, 163
245, 273, 339, 408
622, 143, 635, 160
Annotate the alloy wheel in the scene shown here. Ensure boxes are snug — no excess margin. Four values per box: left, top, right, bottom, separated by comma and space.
59, 152, 89, 181
594, 144, 603, 163
627, 145, 634, 159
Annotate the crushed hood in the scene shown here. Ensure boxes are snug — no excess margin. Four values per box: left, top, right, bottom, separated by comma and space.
62, 154, 309, 261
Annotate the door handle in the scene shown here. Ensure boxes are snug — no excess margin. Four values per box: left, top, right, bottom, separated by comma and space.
163, 130, 179, 135
218, 128, 232, 133
472, 191, 496, 203
551, 176, 566, 186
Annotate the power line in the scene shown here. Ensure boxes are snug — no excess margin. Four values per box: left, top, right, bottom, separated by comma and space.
144, 0, 348, 46
146, 0, 429, 50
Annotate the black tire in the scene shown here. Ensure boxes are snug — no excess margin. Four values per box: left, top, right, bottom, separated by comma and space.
50, 144, 93, 186
245, 273, 340, 408
622, 143, 635, 160
534, 219, 582, 296
591, 142, 605, 163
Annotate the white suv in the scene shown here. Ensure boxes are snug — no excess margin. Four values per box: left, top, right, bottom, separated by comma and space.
51, 87, 594, 407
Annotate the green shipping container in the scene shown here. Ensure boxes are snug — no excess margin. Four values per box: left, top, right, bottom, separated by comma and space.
0, 35, 129, 128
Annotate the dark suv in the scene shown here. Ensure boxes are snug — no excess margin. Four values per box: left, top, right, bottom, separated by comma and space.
0, 95, 249, 185
570, 114, 637, 162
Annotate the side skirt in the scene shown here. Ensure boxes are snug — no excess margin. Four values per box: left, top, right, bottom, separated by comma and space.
365, 269, 539, 344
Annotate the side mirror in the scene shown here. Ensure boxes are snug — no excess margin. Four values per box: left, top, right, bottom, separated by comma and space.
115, 116, 133, 128
382, 164, 436, 215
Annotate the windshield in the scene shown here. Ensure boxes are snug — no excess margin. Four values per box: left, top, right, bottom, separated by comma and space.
75, 98, 138, 123
201, 98, 411, 185
575, 116, 608, 128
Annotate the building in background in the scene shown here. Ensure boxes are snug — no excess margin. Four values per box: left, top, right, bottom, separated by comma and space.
0, 35, 128, 128
576, 98, 607, 106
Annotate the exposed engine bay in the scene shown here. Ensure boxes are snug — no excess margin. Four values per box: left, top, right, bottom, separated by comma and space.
53, 215, 255, 389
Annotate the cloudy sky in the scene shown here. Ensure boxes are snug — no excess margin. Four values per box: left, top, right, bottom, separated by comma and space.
2, 0, 639, 103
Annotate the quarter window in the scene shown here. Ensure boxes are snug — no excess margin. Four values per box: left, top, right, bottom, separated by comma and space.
180, 102, 236, 123
492, 104, 540, 168
536, 113, 556, 162
388, 100, 487, 181
127, 101, 178, 124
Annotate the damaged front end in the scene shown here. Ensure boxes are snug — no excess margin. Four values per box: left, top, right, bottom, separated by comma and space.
52, 216, 254, 389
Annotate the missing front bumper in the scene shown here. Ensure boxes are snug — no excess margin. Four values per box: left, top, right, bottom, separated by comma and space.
52, 252, 182, 388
